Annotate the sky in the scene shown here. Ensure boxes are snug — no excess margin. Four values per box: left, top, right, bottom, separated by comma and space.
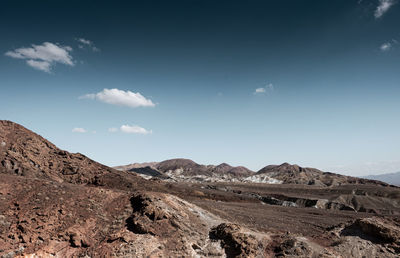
1, 0, 399, 176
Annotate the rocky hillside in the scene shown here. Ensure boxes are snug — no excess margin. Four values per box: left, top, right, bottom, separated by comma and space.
114, 162, 159, 171
116, 158, 255, 182
256, 163, 389, 187
0, 173, 277, 257
0, 120, 160, 194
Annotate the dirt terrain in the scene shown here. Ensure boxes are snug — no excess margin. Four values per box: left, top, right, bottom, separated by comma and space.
1, 120, 400, 257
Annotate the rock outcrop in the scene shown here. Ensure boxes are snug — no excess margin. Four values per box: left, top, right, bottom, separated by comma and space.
210, 223, 265, 257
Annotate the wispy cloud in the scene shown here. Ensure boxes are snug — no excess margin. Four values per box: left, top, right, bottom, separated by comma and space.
254, 83, 274, 95
108, 127, 118, 133
380, 42, 392, 51
121, 125, 152, 134
75, 38, 100, 52
255, 88, 266, 94
375, 0, 396, 18
72, 127, 87, 133
26, 60, 52, 72
5, 42, 74, 73
80, 88, 155, 108
108, 125, 152, 134
380, 39, 398, 52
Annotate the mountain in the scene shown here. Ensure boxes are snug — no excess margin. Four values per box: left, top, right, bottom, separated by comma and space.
114, 162, 158, 171
115, 158, 254, 182
0, 120, 150, 189
210, 163, 254, 177
128, 166, 169, 179
116, 159, 388, 187
256, 162, 389, 187
364, 172, 400, 186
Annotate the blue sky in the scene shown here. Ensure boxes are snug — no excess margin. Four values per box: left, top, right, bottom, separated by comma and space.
1, 0, 399, 175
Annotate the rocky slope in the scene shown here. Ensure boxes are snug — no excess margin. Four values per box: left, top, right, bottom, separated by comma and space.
3, 173, 399, 257
0, 120, 148, 187
255, 162, 389, 187
116, 158, 255, 182
114, 162, 159, 172
1, 173, 270, 257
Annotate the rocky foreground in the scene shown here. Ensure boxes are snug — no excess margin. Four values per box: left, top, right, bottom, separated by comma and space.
1, 120, 400, 257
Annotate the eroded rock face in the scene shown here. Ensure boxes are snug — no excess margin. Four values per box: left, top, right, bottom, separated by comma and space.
121, 192, 229, 257
272, 234, 334, 257
209, 223, 262, 257
355, 217, 400, 243
0, 176, 227, 257
327, 217, 400, 257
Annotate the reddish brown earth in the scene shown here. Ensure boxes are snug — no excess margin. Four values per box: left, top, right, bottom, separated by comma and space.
1, 120, 400, 257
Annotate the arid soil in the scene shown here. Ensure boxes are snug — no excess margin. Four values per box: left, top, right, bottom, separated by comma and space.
1, 120, 400, 257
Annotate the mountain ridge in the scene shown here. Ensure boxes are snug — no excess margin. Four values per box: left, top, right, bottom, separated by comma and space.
364, 171, 400, 186
115, 158, 390, 187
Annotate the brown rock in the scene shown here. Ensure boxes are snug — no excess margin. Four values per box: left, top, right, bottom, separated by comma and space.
210, 223, 259, 258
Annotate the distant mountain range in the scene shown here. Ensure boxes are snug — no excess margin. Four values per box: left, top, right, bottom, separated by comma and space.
364, 172, 400, 186
115, 159, 390, 187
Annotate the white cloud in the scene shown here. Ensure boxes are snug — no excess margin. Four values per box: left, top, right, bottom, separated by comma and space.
77, 38, 91, 45
5, 42, 74, 72
375, 0, 396, 18
75, 38, 100, 52
108, 127, 118, 133
380, 42, 392, 51
72, 127, 87, 133
80, 88, 155, 108
120, 125, 152, 134
26, 60, 52, 73
255, 88, 266, 93
254, 83, 274, 94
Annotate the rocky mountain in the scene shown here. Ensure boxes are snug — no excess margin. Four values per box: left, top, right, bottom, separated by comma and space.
0, 120, 146, 186
364, 171, 400, 186
116, 158, 255, 182
255, 162, 389, 187
114, 162, 158, 171
116, 159, 389, 187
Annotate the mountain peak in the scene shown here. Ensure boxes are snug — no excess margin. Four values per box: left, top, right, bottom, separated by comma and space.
0, 120, 123, 184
